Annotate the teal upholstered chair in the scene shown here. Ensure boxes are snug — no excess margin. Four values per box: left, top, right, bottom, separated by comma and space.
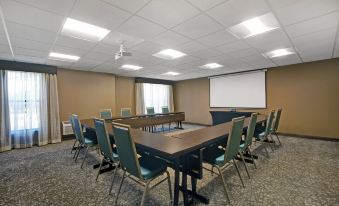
93, 118, 119, 194
112, 123, 172, 206
203, 117, 246, 203
100, 109, 112, 119
146, 107, 155, 115
239, 113, 258, 175
161, 106, 169, 113
121, 108, 131, 117
271, 108, 282, 145
70, 114, 97, 168
257, 110, 276, 155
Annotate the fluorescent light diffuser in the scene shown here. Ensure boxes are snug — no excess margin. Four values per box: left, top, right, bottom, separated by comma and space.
153, 49, 186, 60
48, 52, 80, 61
200, 63, 223, 69
162, 72, 180, 76
228, 13, 279, 39
62, 18, 110, 42
265, 48, 295, 58
120, 64, 143, 70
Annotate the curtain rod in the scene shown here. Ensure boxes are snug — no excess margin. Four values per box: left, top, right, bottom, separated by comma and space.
208, 69, 267, 79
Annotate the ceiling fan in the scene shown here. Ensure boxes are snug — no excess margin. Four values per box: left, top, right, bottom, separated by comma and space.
115, 41, 132, 60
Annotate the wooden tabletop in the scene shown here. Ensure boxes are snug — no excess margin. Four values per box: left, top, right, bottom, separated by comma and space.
81, 114, 267, 158
108, 112, 185, 121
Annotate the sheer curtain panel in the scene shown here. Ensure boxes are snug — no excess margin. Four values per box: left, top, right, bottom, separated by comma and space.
0, 70, 11, 152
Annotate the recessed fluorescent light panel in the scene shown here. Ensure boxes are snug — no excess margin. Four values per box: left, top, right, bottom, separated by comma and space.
62, 18, 111, 42
153, 49, 186, 60
265, 48, 295, 58
48, 52, 80, 62
228, 13, 279, 39
162, 72, 180, 76
200, 63, 223, 69
120, 64, 143, 70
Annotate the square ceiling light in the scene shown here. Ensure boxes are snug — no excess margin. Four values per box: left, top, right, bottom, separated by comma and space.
162, 71, 180, 76
228, 13, 280, 39
200, 63, 223, 69
153, 49, 186, 60
61, 18, 111, 42
48, 52, 80, 62
120, 64, 143, 70
264, 48, 295, 58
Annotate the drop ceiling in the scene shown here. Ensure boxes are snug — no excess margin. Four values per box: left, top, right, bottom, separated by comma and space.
0, 0, 338, 81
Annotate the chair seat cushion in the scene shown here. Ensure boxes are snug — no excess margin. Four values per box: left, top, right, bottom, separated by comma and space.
139, 155, 167, 180
112, 147, 119, 159
239, 143, 245, 149
84, 138, 96, 145
203, 147, 225, 166
256, 132, 265, 140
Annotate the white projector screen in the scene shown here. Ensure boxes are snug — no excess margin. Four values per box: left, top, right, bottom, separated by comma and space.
209, 71, 266, 108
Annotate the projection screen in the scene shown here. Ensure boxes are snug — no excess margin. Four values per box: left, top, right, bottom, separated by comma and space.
209, 71, 266, 108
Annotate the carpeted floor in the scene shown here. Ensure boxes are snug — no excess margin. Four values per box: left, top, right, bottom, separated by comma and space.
1, 125, 339, 206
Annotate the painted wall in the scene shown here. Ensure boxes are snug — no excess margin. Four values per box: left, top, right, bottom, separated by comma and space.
174, 59, 339, 139
115, 76, 135, 115
57, 69, 116, 121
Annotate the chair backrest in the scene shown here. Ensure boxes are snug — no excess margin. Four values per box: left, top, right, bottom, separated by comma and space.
121, 108, 131, 117
272, 108, 282, 132
112, 123, 142, 179
146, 107, 155, 115
161, 106, 169, 113
224, 116, 245, 163
244, 113, 258, 148
94, 118, 115, 161
264, 110, 275, 136
100, 109, 112, 119
70, 114, 85, 144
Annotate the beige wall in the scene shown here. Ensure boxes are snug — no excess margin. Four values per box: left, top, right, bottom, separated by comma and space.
57, 69, 116, 121
115, 76, 135, 115
174, 59, 339, 139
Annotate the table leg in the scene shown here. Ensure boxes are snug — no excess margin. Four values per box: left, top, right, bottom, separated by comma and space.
182, 173, 189, 205
173, 158, 180, 206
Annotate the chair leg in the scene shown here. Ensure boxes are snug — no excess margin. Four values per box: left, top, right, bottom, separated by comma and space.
215, 166, 231, 203
233, 159, 245, 187
95, 158, 104, 181
140, 180, 151, 206
114, 170, 126, 206
71, 140, 77, 154
248, 147, 257, 169
239, 153, 250, 179
267, 135, 275, 152
74, 144, 82, 162
109, 162, 120, 194
274, 133, 282, 146
81, 146, 89, 168
262, 140, 270, 158
165, 171, 173, 202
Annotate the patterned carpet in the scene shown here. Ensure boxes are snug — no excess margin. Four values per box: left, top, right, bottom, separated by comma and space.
0, 126, 339, 206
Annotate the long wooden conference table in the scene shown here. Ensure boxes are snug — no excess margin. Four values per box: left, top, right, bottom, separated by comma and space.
82, 114, 267, 206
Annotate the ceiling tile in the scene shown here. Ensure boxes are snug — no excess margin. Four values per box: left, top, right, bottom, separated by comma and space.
229, 48, 260, 58
52, 45, 88, 56
137, 0, 200, 28
13, 47, 48, 58
1, 0, 64, 32
207, 0, 270, 27
191, 48, 223, 59
55, 36, 96, 50
70, 0, 130, 30
271, 0, 339, 26
82, 51, 113, 62
13, 0, 75, 16
102, 31, 144, 47
92, 43, 120, 55
245, 29, 292, 52
176, 41, 208, 53
117, 16, 166, 39
173, 14, 223, 39
11, 37, 52, 51
285, 11, 339, 38
0, 43, 11, 53
271, 54, 302, 66
46, 59, 73, 68
186, 0, 226, 11
0, 34, 8, 45
152, 31, 191, 47
7, 21, 56, 44
14, 55, 46, 64
216, 40, 250, 53
197, 30, 238, 47
0, 52, 13, 60
131, 41, 166, 55
102, 0, 150, 13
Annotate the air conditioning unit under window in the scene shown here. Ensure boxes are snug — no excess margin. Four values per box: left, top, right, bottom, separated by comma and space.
62, 121, 73, 136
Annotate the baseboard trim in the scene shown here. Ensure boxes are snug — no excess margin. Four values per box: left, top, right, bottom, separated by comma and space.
62, 134, 75, 141
278, 132, 339, 142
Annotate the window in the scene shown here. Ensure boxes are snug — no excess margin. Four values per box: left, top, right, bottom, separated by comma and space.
143, 83, 172, 113
7, 71, 43, 131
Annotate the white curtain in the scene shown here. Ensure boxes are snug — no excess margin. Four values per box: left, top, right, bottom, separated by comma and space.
135, 83, 174, 114
0, 70, 11, 152
48, 74, 61, 143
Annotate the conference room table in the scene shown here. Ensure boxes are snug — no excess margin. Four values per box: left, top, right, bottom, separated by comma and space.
82, 114, 267, 206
